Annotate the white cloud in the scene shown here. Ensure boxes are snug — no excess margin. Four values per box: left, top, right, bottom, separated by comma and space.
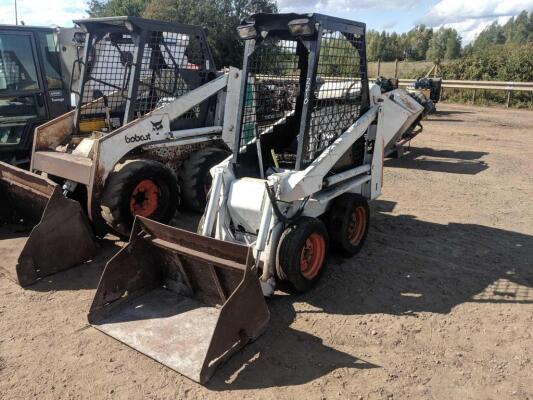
419, 0, 533, 43
440, 16, 513, 44
382, 21, 398, 30
0, 0, 87, 27
278, 0, 421, 13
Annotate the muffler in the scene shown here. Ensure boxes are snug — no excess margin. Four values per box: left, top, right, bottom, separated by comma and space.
88, 216, 270, 384
0, 161, 97, 286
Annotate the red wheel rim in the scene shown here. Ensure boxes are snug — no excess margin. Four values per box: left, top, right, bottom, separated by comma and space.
129, 179, 160, 217
347, 206, 367, 245
300, 233, 326, 280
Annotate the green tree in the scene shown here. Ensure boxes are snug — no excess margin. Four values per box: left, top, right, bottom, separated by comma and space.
508, 11, 530, 44
87, 0, 278, 68
403, 25, 433, 60
529, 12, 533, 41
367, 25, 434, 62
444, 29, 461, 59
87, 0, 149, 17
427, 28, 445, 61
366, 30, 380, 61
427, 27, 461, 61
471, 21, 505, 50
443, 43, 533, 81
472, 10, 532, 52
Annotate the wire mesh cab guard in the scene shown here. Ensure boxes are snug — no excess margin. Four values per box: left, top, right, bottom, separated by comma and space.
72, 17, 216, 135
233, 13, 370, 176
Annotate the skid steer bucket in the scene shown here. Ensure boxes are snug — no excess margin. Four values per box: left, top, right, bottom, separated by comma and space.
88, 216, 270, 384
0, 162, 97, 286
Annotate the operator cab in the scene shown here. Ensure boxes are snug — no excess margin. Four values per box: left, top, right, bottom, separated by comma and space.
0, 25, 76, 165
71, 17, 217, 137
233, 13, 369, 179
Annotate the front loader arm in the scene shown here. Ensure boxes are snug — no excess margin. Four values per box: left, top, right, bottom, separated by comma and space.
150, 72, 230, 122
280, 106, 379, 202
90, 71, 231, 183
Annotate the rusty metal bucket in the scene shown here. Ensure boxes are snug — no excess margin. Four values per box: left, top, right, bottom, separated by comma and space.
0, 161, 97, 286
88, 216, 270, 384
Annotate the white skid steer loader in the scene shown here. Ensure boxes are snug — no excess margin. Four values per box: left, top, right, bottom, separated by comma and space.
88, 13, 424, 384
0, 17, 242, 286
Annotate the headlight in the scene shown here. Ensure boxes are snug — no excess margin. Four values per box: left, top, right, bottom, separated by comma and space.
288, 18, 315, 37
237, 24, 257, 40
73, 32, 86, 44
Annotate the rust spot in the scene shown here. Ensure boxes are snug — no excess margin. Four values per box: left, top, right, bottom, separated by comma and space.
88, 164, 106, 224
35, 111, 76, 151
139, 140, 225, 172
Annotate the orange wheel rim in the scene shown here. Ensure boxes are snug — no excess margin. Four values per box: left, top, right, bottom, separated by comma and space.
347, 206, 367, 245
300, 233, 326, 280
129, 179, 160, 217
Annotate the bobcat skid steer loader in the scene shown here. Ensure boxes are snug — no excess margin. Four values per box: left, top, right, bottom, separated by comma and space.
0, 17, 241, 286
88, 13, 424, 383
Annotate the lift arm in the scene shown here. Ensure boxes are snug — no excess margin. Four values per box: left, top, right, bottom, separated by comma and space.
280, 106, 379, 202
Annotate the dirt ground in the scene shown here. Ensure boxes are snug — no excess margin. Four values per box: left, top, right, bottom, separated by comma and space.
1, 103, 532, 400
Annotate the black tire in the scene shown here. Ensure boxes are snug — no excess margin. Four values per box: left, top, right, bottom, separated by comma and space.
276, 217, 329, 292
410, 92, 434, 117
100, 159, 179, 237
180, 147, 231, 212
427, 99, 436, 114
327, 193, 370, 257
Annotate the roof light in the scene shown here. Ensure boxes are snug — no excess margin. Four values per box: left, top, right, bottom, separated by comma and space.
73, 32, 86, 44
237, 24, 257, 40
288, 18, 315, 37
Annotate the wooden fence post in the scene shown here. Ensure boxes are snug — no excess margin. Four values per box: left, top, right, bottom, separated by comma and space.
506, 90, 512, 108
472, 89, 476, 103
377, 59, 381, 76
394, 59, 398, 78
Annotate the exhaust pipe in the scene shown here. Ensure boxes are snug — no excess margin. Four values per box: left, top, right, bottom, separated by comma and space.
0, 161, 97, 286
88, 216, 270, 384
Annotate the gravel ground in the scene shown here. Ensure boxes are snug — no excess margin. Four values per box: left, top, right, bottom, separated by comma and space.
1, 103, 532, 399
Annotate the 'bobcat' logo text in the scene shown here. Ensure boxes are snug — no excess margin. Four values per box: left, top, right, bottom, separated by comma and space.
125, 133, 151, 143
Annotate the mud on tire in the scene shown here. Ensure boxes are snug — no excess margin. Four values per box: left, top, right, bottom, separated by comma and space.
100, 159, 179, 237
179, 147, 230, 213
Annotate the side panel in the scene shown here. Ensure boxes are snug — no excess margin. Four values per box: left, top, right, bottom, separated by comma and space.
91, 113, 172, 191
372, 107, 386, 199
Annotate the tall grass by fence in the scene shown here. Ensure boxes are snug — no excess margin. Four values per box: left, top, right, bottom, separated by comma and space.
369, 60, 533, 109
368, 60, 441, 79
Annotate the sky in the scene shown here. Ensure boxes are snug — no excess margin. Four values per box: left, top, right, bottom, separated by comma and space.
0, 0, 532, 44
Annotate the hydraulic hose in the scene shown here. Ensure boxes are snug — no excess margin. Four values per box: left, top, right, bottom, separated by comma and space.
265, 183, 309, 225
